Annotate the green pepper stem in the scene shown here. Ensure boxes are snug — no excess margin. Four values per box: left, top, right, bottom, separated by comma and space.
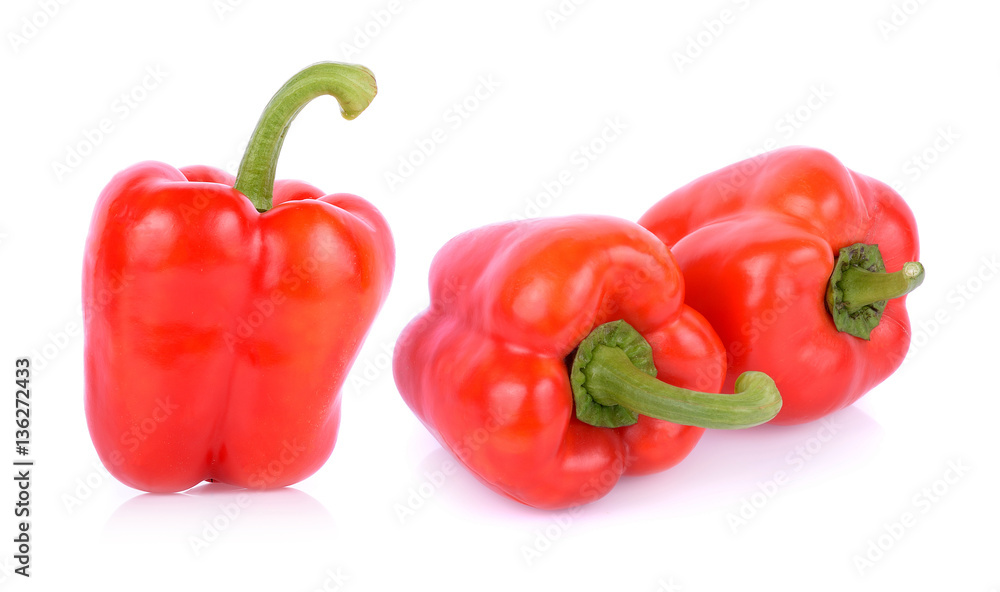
837, 261, 924, 313
569, 320, 781, 429
826, 243, 926, 340
233, 62, 377, 212
584, 346, 781, 429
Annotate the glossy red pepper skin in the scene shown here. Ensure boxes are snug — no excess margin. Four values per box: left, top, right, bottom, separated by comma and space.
83, 163, 393, 491
638, 147, 919, 425
393, 216, 726, 509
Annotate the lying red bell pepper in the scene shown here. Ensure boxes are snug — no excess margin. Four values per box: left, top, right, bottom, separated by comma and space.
393, 216, 781, 509
83, 63, 394, 492
638, 146, 923, 425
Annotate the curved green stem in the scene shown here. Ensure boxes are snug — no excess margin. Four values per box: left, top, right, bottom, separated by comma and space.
826, 243, 925, 340
233, 62, 377, 212
570, 321, 782, 429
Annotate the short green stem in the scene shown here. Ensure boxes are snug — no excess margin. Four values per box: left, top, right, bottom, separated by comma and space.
838, 262, 924, 313
233, 62, 377, 212
826, 243, 925, 339
570, 321, 782, 429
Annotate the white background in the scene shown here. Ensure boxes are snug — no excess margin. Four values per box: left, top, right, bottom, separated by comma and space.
2, 0, 998, 590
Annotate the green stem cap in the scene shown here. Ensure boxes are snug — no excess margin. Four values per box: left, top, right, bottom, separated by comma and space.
233, 62, 377, 212
570, 321, 782, 429
826, 243, 925, 340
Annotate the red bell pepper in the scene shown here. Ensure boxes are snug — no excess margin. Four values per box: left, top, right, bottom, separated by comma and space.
393, 216, 781, 509
638, 146, 924, 425
83, 63, 394, 492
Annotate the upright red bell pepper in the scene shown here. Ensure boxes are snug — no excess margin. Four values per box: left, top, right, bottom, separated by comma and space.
639, 146, 923, 425
393, 216, 781, 509
83, 63, 394, 492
